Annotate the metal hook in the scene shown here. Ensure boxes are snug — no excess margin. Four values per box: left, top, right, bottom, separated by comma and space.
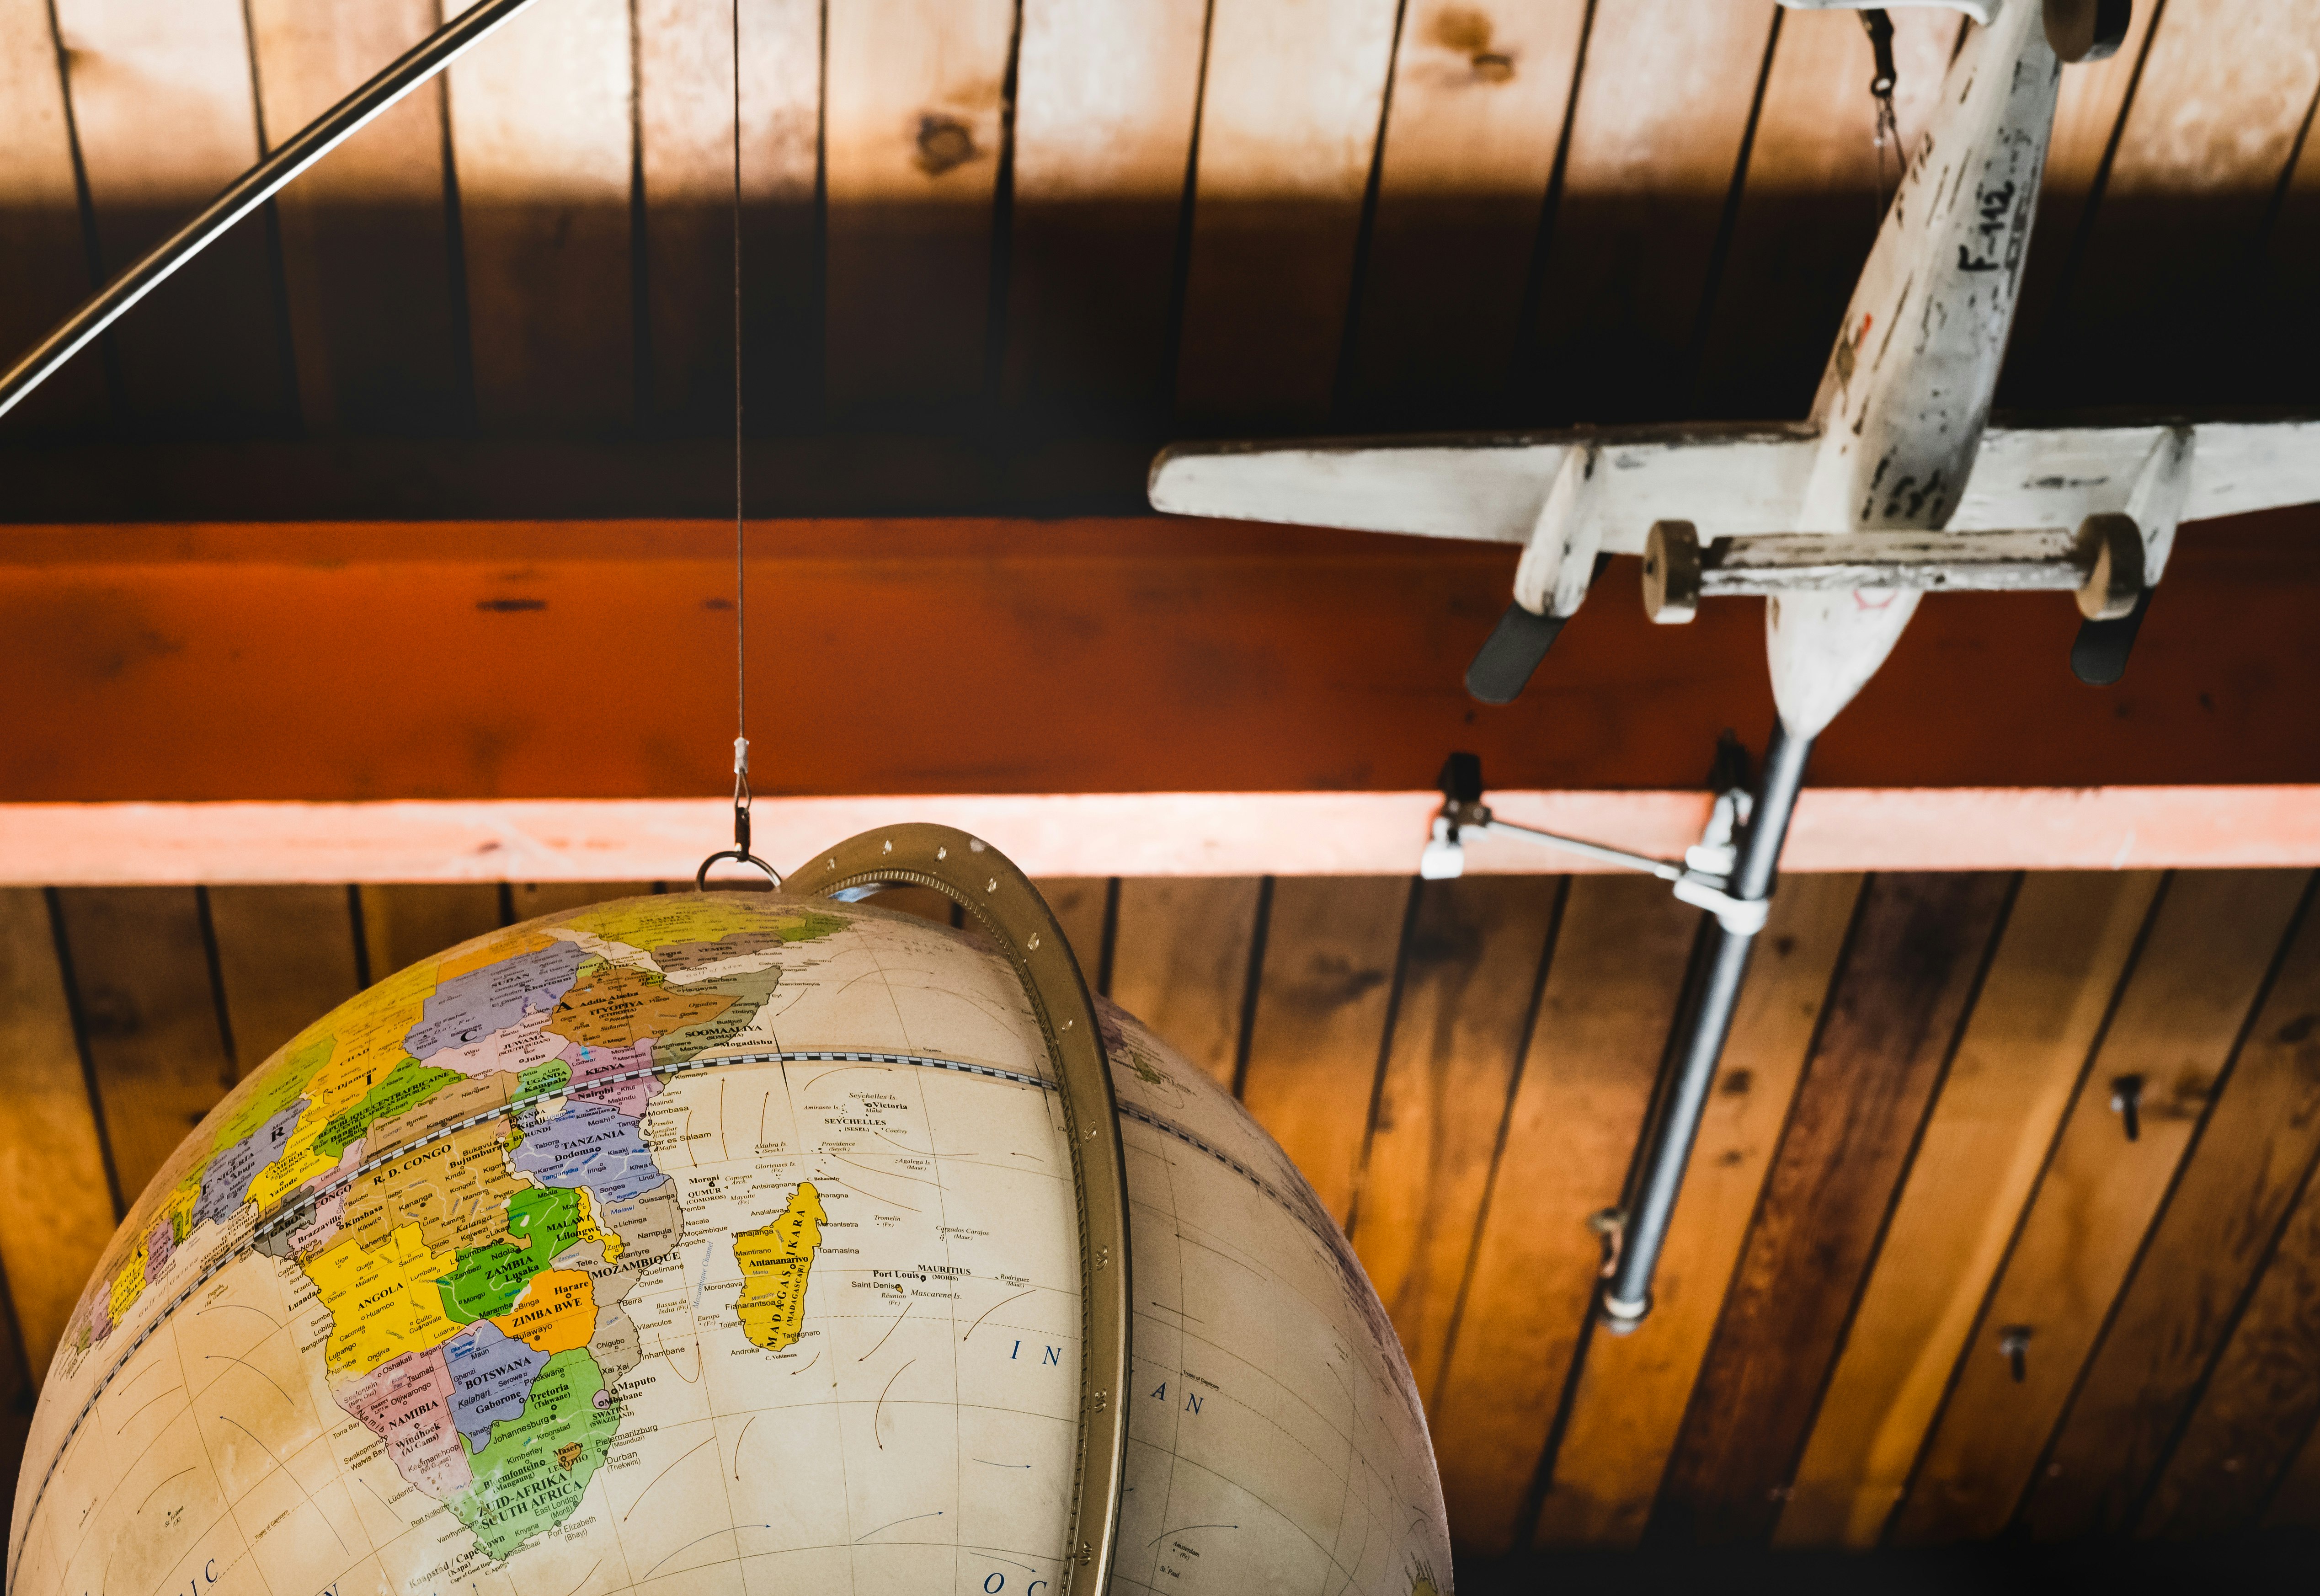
1859, 8, 1902, 219
1860, 8, 1898, 98
1588, 1207, 1627, 1279
694, 847, 782, 891
1999, 1325, 2032, 1383
2110, 1074, 2144, 1142
695, 733, 783, 890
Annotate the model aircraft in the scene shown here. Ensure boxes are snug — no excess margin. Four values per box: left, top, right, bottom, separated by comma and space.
1148, 0, 2319, 1332
1148, 0, 2317, 727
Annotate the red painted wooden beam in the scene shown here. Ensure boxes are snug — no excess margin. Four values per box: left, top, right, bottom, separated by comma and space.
0, 512, 2310, 852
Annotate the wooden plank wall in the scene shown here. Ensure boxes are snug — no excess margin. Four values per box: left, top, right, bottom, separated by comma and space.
3, 2, 2314, 512
5, 867, 2320, 1564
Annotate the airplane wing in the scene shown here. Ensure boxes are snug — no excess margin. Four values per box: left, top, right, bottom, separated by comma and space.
1147, 423, 1820, 549
1148, 417, 2320, 546
1957, 418, 2320, 528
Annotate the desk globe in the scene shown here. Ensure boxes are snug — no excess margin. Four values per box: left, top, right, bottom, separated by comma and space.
10, 867, 1451, 1596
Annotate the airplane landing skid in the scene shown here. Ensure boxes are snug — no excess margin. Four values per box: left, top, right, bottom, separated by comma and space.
1641, 517, 2149, 678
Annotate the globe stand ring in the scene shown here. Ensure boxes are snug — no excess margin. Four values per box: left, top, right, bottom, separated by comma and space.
787, 824, 1131, 1596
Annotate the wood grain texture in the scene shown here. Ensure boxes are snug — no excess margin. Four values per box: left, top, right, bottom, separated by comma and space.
2000, 0, 2162, 390
1651, 871, 2016, 1546
1776, 870, 2165, 1547
4, 0, 2316, 475
10, 518, 2320, 805
635, 0, 821, 431
1891, 869, 2315, 1545
0, 0, 107, 435
822, 0, 1014, 423
1536, 872, 1864, 1549
1172, 0, 1401, 424
51, 0, 291, 430
2144, 1107, 2320, 1538
1003, 0, 1207, 422
50, 888, 233, 1214
2265, 1410, 2320, 1526
1425, 874, 1705, 1552
246, 0, 459, 435
507, 881, 660, 920
1336, 0, 1589, 427
2022, 0, 2320, 408
1031, 877, 1109, 982
1238, 875, 1410, 1226
204, 884, 361, 1076
0, 891, 119, 1377
1105, 877, 1264, 1090
0, 1299, 27, 1554
2102, 3, 2320, 204
1688, 6, 1955, 418
2246, 65, 2320, 408
1346, 874, 1561, 1403
1514, 0, 1775, 423
446, 0, 634, 431
2021, 877, 2320, 1538
356, 882, 503, 983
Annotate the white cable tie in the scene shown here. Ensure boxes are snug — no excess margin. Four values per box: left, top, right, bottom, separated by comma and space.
733, 735, 751, 776
1671, 871, 1773, 935
1419, 816, 1466, 881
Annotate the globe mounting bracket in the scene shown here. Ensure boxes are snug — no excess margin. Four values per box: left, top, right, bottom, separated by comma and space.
786, 825, 1131, 1596
1421, 728, 1811, 1334
696, 735, 781, 889
1419, 745, 1771, 936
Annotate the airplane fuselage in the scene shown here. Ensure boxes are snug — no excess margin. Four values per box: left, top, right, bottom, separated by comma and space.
1148, 2, 2313, 732
1770, 0, 2063, 734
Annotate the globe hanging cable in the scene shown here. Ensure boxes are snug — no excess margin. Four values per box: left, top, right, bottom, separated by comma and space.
732, 0, 747, 822
1861, 8, 1902, 222
699, 0, 780, 889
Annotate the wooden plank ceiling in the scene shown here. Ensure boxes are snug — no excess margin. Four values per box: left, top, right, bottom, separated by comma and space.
0, 0, 2312, 517
5, 870, 2320, 1569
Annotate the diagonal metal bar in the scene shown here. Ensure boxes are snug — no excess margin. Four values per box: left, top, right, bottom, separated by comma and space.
0, 0, 546, 423
1599, 721, 1813, 1330
1475, 817, 1682, 881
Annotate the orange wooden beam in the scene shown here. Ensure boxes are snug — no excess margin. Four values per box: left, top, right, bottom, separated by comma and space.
0, 511, 2312, 809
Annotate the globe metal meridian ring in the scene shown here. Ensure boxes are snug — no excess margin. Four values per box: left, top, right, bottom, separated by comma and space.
786, 825, 1130, 1596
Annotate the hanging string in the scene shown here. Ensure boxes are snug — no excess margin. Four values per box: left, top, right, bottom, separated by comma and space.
727, 0, 759, 865
732, 0, 748, 814
698, 0, 778, 890
1861, 9, 1901, 224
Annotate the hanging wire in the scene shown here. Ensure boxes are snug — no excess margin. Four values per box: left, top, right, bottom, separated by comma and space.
732, 0, 748, 803
698, 0, 779, 891
1861, 9, 1902, 223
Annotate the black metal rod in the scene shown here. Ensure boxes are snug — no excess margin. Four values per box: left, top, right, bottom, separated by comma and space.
0, 0, 545, 422
1599, 721, 1814, 1331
